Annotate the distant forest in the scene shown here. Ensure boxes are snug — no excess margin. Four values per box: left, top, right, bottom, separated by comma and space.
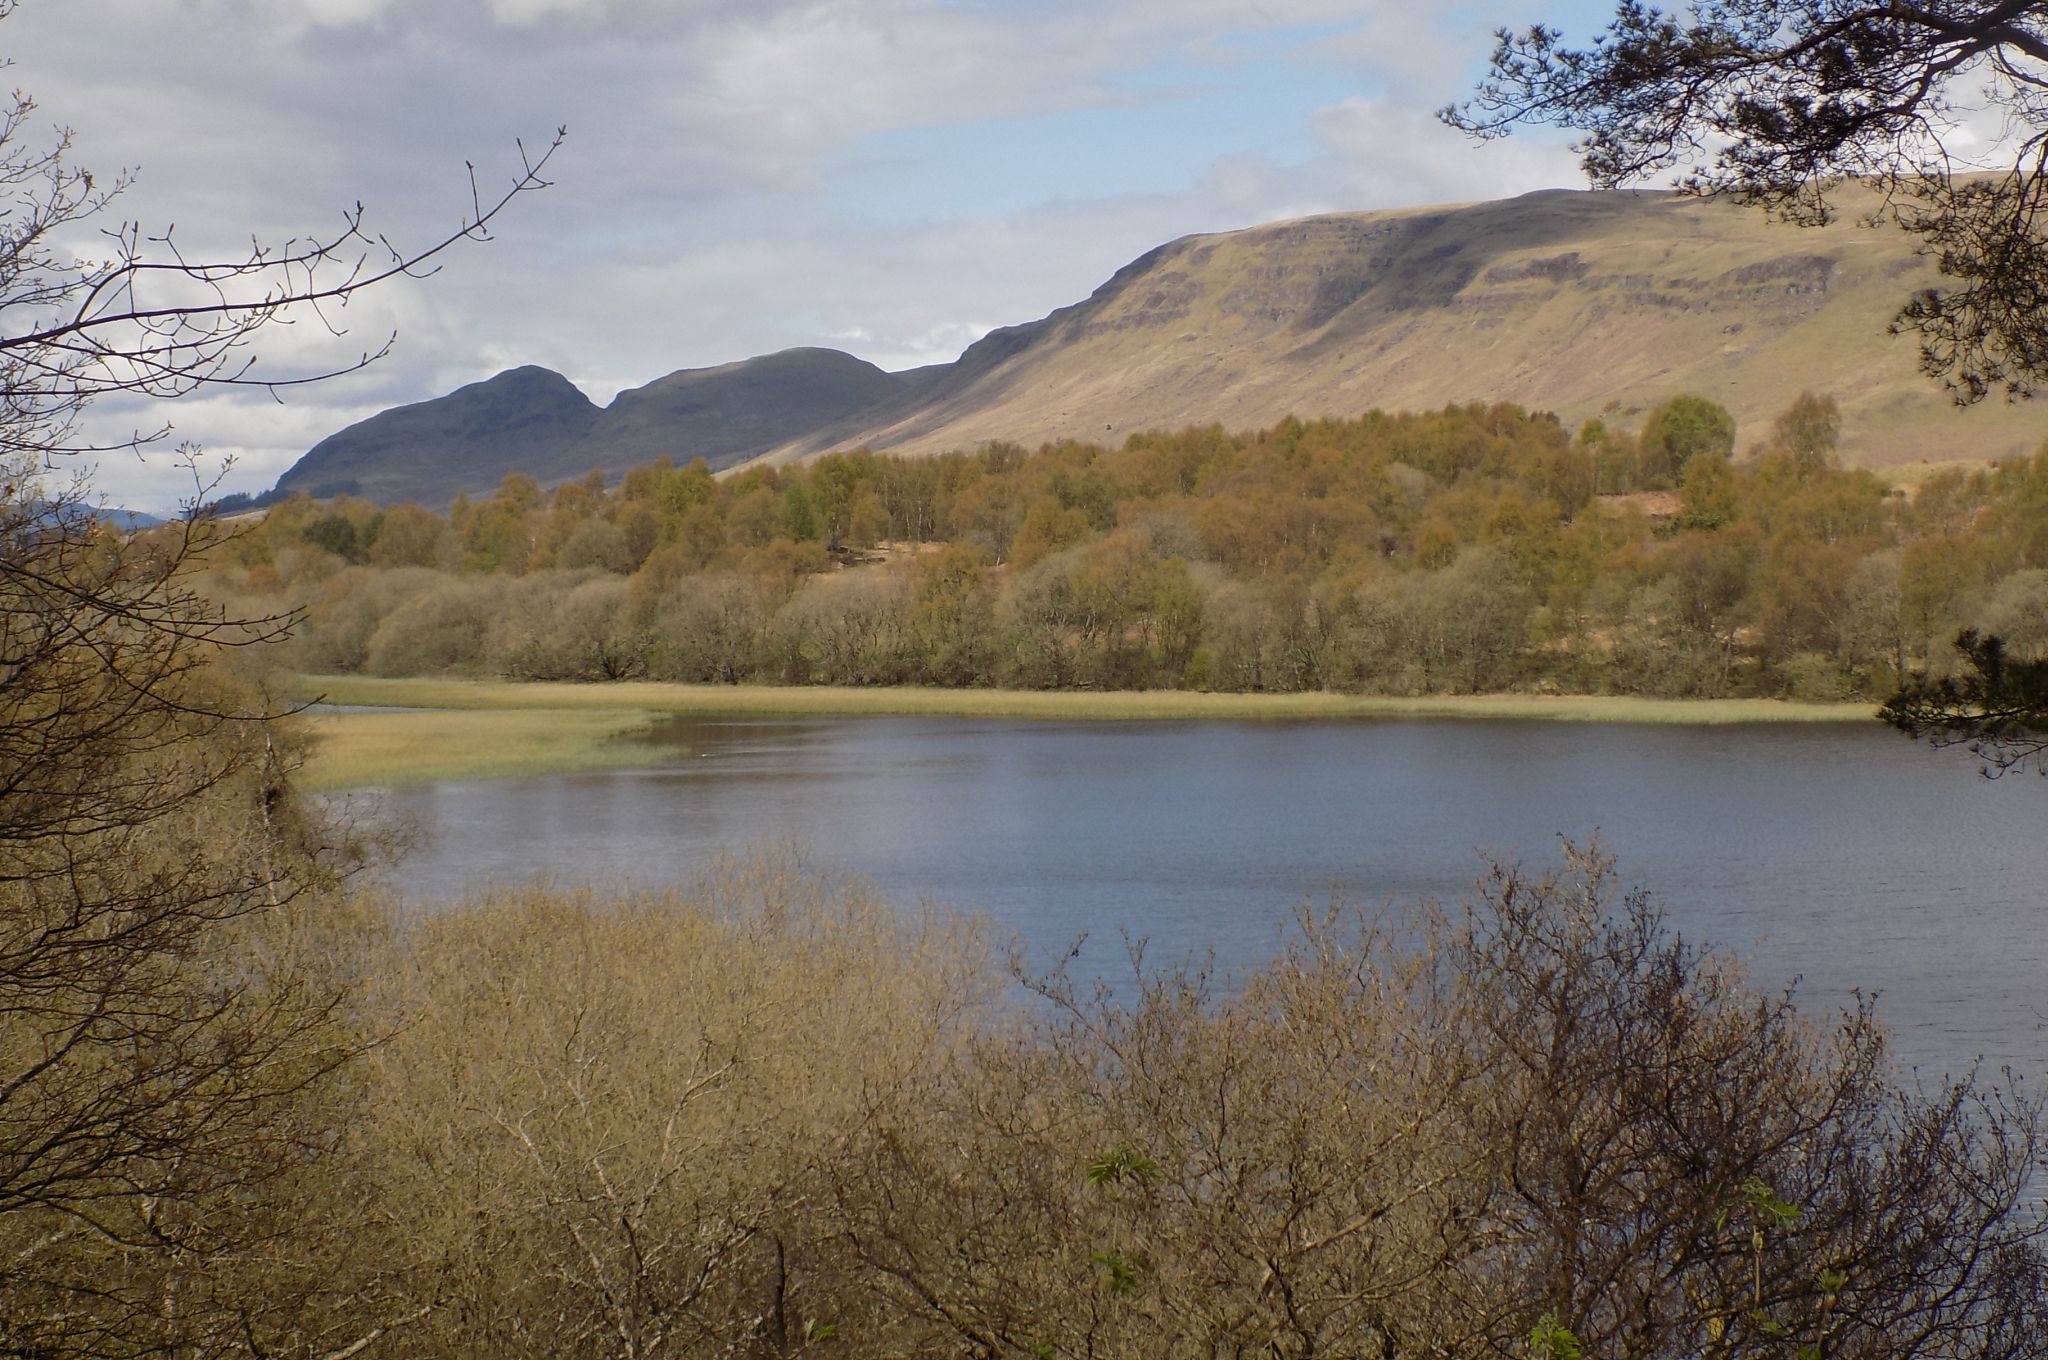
204, 393, 2048, 700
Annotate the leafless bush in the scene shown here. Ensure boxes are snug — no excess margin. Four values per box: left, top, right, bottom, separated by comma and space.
766, 572, 913, 685
361, 574, 510, 676
489, 572, 645, 680
348, 856, 993, 1359
645, 572, 780, 683
831, 846, 2047, 1359
291, 565, 445, 673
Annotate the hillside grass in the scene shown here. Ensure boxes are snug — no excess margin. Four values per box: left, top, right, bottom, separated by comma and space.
292, 674, 1879, 789
847, 188, 2047, 469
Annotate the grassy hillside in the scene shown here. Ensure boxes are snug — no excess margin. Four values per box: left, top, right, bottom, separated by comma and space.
779, 188, 2043, 470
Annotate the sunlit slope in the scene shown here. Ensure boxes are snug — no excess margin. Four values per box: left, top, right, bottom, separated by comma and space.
774, 188, 2042, 468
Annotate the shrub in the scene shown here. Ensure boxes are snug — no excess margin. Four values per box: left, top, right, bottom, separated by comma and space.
833, 847, 2048, 1358
350, 858, 993, 1359
362, 575, 508, 675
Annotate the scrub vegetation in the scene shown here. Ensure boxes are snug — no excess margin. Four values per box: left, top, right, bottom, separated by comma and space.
275, 847, 2048, 1360
205, 393, 2048, 707
7, 9, 2045, 1343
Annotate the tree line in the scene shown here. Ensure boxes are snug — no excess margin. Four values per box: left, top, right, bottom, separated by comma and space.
206, 392, 2048, 701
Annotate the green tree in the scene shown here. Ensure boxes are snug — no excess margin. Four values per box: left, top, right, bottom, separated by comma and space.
910, 545, 997, 685
1637, 394, 1736, 485
847, 488, 891, 548
1772, 390, 1843, 474
1673, 451, 1738, 530
369, 501, 452, 569
783, 481, 823, 542
300, 509, 364, 561
1010, 496, 1092, 570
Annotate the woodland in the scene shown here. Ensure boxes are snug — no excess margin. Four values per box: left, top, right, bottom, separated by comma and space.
209, 392, 2048, 704
16, 391, 2045, 1355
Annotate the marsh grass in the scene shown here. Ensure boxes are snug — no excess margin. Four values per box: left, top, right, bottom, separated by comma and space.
293, 706, 670, 791
292, 675, 1878, 788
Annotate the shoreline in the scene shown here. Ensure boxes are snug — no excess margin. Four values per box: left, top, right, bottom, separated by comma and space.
289, 675, 1880, 790
293, 674, 1878, 724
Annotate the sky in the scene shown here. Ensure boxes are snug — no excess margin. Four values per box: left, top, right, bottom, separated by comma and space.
8, 0, 1616, 512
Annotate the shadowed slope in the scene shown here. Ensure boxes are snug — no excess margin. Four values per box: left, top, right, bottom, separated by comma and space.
278, 366, 601, 506
563, 347, 905, 474
279, 351, 906, 508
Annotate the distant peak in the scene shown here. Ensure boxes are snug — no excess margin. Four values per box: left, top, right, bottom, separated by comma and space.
483, 364, 582, 388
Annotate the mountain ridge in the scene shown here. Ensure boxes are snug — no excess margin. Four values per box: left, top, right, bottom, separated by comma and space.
271, 188, 2046, 507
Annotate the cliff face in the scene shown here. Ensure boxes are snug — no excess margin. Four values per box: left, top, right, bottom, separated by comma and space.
275, 188, 2046, 507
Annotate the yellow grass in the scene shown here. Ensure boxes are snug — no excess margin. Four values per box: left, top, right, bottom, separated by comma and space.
292, 706, 669, 791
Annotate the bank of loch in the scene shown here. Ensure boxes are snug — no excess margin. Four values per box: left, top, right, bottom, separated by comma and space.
291, 674, 1875, 789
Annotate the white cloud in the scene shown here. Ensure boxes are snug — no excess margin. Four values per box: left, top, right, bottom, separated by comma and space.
1308, 96, 1583, 206
291, 0, 400, 28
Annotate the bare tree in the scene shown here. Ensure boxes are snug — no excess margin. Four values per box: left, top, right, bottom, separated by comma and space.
0, 0, 560, 463
0, 476, 379, 1356
0, 4, 557, 1350
1440, 846, 2047, 1360
351, 858, 992, 1360
831, 847, 2048, 1360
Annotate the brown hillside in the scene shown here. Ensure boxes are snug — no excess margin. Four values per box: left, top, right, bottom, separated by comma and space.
768, 188, 2043, 469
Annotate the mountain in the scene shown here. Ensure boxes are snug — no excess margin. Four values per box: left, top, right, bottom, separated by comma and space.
271, 188, 2048, 507
25, 500, 163, 532
559, 348, 907, 473
277, 365, 600, 505
767, 186, 2043, 467
97, 507, 163, 531
278, 349, 909, 508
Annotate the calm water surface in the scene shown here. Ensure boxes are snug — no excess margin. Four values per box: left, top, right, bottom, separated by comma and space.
363, 717, 2048, 1080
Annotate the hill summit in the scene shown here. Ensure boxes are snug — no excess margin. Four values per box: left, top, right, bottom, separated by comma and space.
271, 187, 2046, 506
